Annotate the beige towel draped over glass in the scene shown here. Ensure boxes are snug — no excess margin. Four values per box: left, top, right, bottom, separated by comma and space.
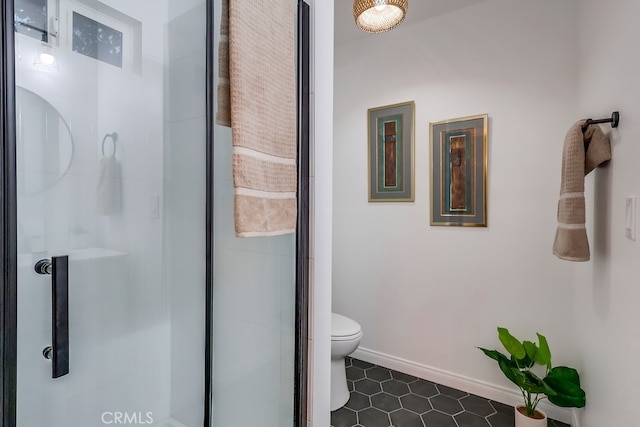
216, 0, 297, 237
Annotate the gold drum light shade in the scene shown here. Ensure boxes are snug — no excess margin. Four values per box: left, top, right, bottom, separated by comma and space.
353, 0, 408, 33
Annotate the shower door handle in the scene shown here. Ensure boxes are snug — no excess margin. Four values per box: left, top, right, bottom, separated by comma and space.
35, 256, 70, 378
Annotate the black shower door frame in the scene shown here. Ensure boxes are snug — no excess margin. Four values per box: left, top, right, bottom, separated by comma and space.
0, 0, 310, 425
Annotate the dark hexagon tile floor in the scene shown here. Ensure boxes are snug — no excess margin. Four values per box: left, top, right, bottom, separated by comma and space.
330, 358, 571, 427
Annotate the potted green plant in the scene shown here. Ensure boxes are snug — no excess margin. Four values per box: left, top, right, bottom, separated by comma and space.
478, 327, 586, 427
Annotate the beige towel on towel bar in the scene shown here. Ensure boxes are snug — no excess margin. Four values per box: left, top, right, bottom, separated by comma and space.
215, 0, 230, 127
553, 121, 611, 261
217, 0, 297, 237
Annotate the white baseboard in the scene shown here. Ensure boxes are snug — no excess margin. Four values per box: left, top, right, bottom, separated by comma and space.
351, 347, 575, 425
571, 408, 582, 427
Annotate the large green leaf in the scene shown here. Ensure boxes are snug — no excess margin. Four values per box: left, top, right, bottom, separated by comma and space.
479, 347, 525, 390
545, 366, 585, 407
547, 366, 581, 386
536, 333, 552, 369
545, 377, 586, 407
498, 356, 525, 388
498, 327, 526, 360
478, 347, 507, 363
523, 341, 537, 360
519, 344, 536, 369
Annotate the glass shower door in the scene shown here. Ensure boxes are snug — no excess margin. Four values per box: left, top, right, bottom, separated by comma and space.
14, 0, 207, 425
211, 0, 300, 426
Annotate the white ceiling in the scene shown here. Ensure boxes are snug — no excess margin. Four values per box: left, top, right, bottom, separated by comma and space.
334, 0, 485, 45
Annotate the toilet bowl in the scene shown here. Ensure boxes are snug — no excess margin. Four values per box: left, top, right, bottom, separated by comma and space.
331, 313, 362, 411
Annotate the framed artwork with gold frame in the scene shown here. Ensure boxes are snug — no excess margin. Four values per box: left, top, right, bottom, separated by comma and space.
367, 101, 415, 202
430, 114, 488, 226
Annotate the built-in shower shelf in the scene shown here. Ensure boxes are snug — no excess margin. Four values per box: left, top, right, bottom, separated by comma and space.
18, 248, 127, 267
66, 247, 127, 261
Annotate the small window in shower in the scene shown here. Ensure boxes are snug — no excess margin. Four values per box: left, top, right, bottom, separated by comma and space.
72, 11, 123, 68
15, 0, 56, 42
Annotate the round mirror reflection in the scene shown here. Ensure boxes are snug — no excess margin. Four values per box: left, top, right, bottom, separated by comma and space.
16, 87, 74, 196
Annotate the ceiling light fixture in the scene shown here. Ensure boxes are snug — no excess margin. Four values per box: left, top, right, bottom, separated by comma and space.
353, 0, 408, 34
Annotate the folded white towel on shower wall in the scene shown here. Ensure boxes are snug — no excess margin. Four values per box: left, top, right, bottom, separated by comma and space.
96, 155, 122, 216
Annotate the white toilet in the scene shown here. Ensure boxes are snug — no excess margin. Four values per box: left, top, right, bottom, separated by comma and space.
331, 312, 363, 411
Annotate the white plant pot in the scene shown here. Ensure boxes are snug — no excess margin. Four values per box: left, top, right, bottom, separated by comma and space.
515, 405, 547, 427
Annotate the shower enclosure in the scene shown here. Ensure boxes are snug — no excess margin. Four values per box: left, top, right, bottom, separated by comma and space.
0, 0, 309, 426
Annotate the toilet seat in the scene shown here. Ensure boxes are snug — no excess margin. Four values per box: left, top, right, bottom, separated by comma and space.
332, 313, 362, 341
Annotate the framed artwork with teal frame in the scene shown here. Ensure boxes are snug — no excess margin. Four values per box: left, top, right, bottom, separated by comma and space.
368, 101, 415, 202
430, 114, 488, 226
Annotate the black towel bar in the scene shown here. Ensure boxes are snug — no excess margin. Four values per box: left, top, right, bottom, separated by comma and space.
582, 111, 620, 131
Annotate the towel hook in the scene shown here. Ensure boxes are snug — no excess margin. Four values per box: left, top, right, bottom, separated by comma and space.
101, 132, 118, 157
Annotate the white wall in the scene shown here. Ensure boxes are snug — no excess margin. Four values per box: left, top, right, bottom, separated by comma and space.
572, 1, 640, 426
333, 0, 583, 421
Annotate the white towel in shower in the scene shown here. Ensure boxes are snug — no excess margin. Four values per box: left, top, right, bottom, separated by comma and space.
96, 155, 122, 215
